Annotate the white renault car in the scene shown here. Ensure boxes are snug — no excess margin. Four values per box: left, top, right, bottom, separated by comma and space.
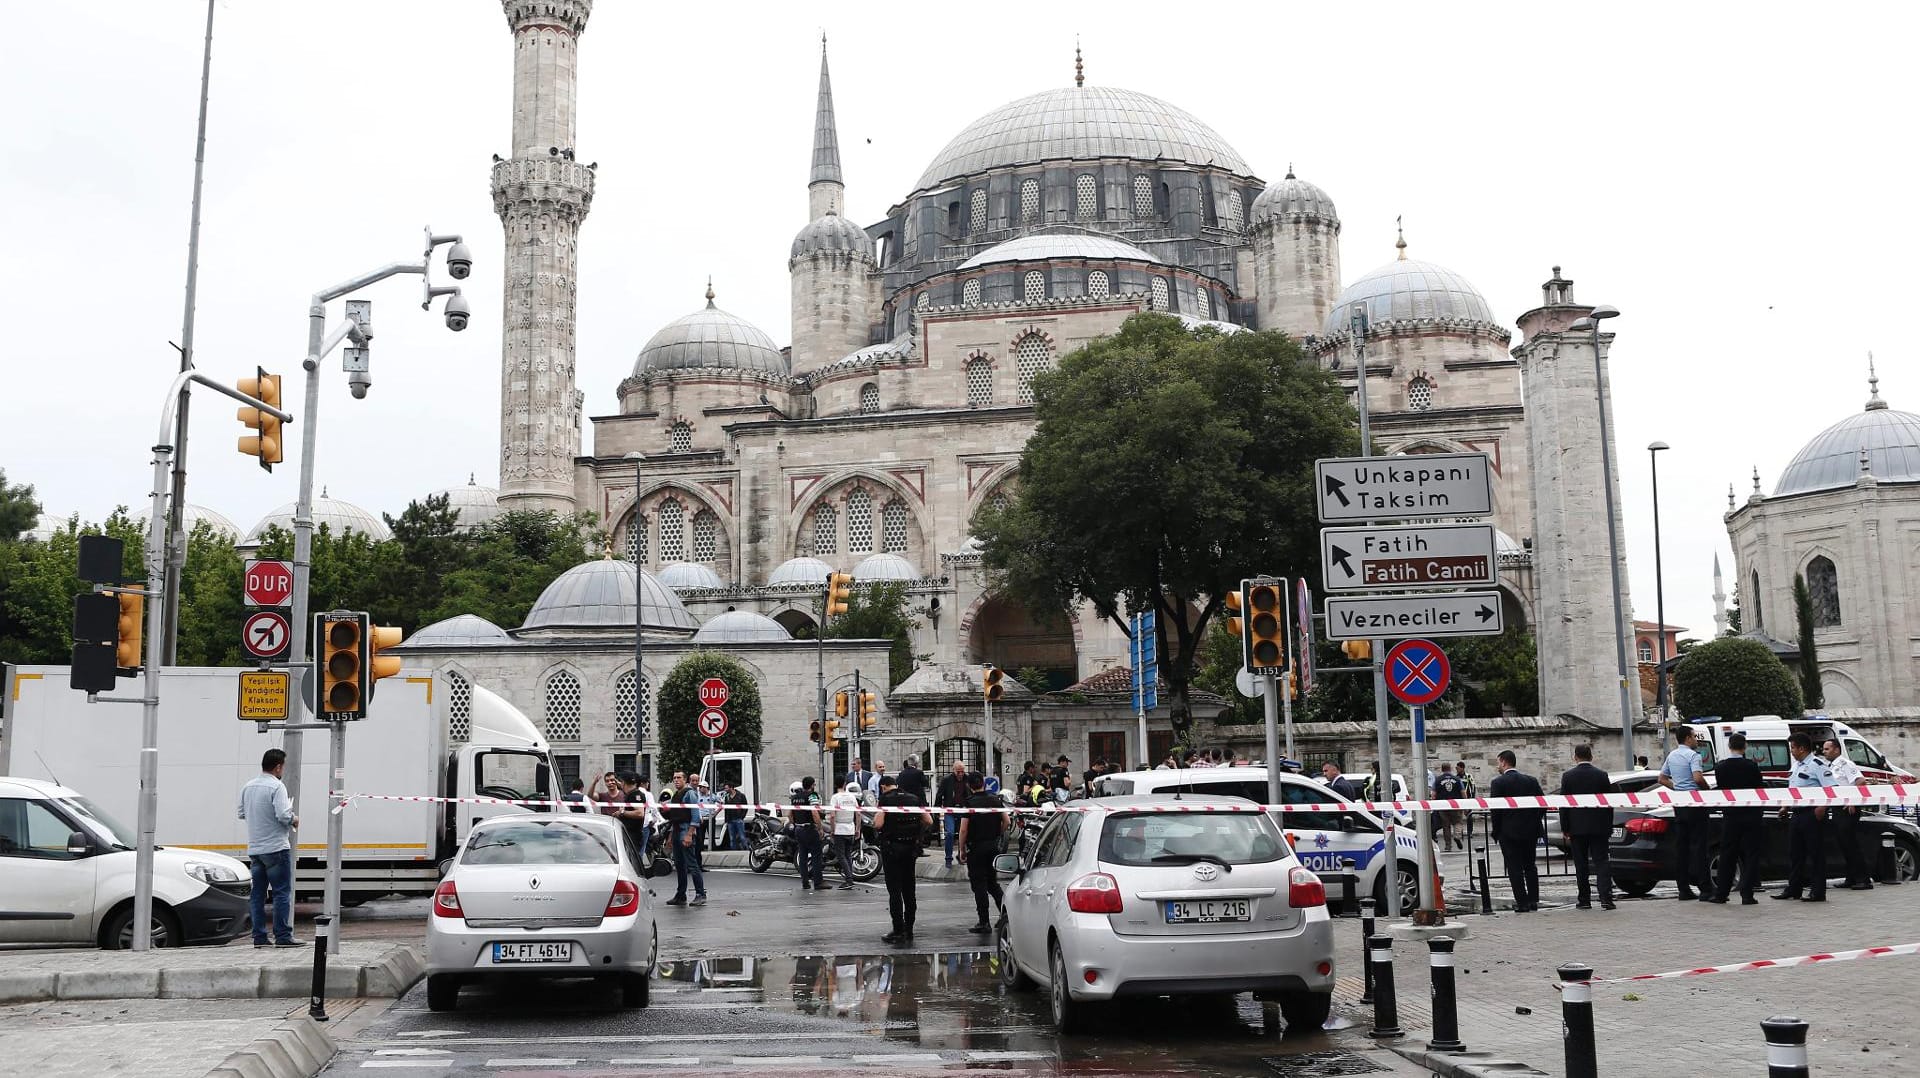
426, 813, 657, 1011
995, 794, 1335, 1034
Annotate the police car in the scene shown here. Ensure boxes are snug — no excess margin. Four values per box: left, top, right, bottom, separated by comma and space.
1088, 768, 1420, 912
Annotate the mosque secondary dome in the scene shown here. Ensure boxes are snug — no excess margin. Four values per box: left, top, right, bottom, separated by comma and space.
767, 556, 834, 588
521, 559, 698, 632
853, 552, 920, 582
692, 609, 792, 644
656, 561, 726, 591
1250, 171, 1338, 225
133, 502, 241, 540
790, 213, 874, 259
635, 287, 788, 377
244, 492, 393, 545
428, 476, 503, 532
408, 614, 512, 647
1773, 384, 1920, 496
957, 232, 1161, 272
914, 86, 1252, 191
1324, 256, 1499, 336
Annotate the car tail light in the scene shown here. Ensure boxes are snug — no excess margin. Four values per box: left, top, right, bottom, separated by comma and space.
1066, 872, 1123, 914
604, 878, 640, 917
432, 879, 463, 918
1625, 817, 1669, 836
1288, 866, 1326, 908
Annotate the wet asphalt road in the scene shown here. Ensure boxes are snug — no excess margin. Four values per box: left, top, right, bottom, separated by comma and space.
320, 867, 1417, 1076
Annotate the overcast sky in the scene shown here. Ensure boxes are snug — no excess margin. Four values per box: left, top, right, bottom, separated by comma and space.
3, 1, 1912, 643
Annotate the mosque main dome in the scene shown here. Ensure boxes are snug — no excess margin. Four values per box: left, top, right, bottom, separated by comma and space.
635, 287, 788, 377
1774, 384, 1920, 496
1324, 256, 1499, 336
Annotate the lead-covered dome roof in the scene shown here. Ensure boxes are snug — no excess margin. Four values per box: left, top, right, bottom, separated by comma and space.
915, 86, 1250, 191
853, 553, 921, 582
521, 559, 698, 632
1250, 170, 1338, 225
1774, 384, 1920, 496
767, 556, 834, 589
635, 287, 788, 377
245, 492, 392, 545
408, 614, 512, 647
791, 213, 874, 259
428, 476, 502, 533
656, 561, 726, 591
692, 610, 792, 644
957, 231, 1161, 271
1324, 257, 1499, 336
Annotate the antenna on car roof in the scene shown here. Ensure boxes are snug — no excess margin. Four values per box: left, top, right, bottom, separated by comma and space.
35, 751, 62, 788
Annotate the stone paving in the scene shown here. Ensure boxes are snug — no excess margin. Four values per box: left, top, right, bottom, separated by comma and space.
0, 997, 309, 1078
0, 939, 420, 1003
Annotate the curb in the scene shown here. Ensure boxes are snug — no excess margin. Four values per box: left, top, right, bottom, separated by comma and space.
0, 945, 425, 1005
1392, 1046, 1552, 1077
204, 1014, 338, 1078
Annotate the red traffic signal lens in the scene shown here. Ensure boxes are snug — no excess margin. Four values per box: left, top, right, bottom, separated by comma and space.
1249, 585, 1280, 613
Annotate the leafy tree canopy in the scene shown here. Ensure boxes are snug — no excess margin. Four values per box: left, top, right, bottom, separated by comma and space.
823, 581, 919, 688
1672, 636, 1803, 720
0, 469, 40, 543
655, 650, 765, 779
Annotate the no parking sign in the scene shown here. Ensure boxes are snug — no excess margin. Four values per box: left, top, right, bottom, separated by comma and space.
1384, 638, 1450, 707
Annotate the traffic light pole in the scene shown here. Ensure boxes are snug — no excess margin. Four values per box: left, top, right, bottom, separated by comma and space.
325, 719, 346, 954
1261, 671, 1281, 808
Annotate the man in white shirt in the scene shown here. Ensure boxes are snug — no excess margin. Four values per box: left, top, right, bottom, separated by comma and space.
828, 782, 864, 889
236, 748, 299, 947
1823, 738, 1873, 890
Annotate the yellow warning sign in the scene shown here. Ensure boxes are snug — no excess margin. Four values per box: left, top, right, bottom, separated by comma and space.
238, 670, 293, 722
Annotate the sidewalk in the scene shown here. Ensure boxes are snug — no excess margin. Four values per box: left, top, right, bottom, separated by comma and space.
0, 940, 422, 1004
0, 996, 353, 1078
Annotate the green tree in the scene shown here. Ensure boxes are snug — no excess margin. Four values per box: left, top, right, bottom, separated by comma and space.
1449, 628, 1539, 717
1792, 571, 1823, 709
1193, 620, 1259, 725
173, 520, 246, 666
655, 650, 765, 778
0, 468, 40, 542
824, 581, 919, 688
1672, 636, 1803, 719
1726, 586, 1742, 635
975, 314, 1359, 737
0, 509, 145, 666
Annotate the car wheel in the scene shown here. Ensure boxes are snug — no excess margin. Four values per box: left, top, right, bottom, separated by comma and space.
1048, 939, 1091, 1034
1278, 989, 1333, 1034
747, 843, 773, 873
1897, 841, 1919, 882
1614, 878, 1658, 898
997, 917, 1033, 991
1371, 861, 1418, 914
102, 904, 181, 950
425, 974, 459, 1012
852, 845, 882, 882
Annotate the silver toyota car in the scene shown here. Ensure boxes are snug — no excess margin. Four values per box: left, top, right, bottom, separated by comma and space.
995, 794, 1335, 1034
425, 813, 657, 1012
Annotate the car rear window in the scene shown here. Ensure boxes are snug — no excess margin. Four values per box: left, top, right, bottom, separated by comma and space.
1099, 811, 1285, 867
463, 819, 618, 865
1092, 778, 1134, 797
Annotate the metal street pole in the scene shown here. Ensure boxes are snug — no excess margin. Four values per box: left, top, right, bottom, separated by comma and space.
817, 579, 829, 792
984, 695, 996, 784
1649, 441, 1670, 751
1351, 304, 1400, 919
1262, 671, 1281, 808
1580, 307, 1635, 770
1411, 705, 1435, 918
625, 453, 648, 773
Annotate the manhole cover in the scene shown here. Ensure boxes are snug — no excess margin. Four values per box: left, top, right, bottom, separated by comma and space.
1263, 1051, 1392, 1077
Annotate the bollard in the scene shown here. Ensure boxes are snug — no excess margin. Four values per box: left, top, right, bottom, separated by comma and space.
1879, 833, 1902, 885
1761, 1015, 1809, 1078
1358, 899, 1376, 1005
1367, 934, 1403, 1039
1558, 963, 1596, 1078
308, 915, 331, 1022
1426, 936, 1465, 1053
1476, 837, 1494, 915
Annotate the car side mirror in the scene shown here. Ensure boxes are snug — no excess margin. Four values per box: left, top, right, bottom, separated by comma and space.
1337, 814, 1356, 832
66, 831, 92, 856
992, 853, 1020, 876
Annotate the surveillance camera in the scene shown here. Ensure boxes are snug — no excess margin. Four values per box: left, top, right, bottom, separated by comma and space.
444, 292, 471, 332
446, 241, 473, 280
348, 375, 371, 400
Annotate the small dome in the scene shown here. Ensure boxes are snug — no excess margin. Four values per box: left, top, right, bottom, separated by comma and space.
692, 610, 792, 644
25, 510, 68, 543
791, 213, 874, 259
408, 614, 512, 647
244, 492, 392, 545
521, 559, 698, 633
635, 287, 788, 377
1250, 171, 1338, 225
1775, 392, 1920, 496
767, 556, 834, 588
958, 231, 1161, 272
656, 561, 726, 591
428, 476, 502, 533
853, 552, 920, 582
132, 503, 241, 540
1324, 257, 1499, 336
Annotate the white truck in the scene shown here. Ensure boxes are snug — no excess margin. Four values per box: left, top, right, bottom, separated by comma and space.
1, 664, 554, 900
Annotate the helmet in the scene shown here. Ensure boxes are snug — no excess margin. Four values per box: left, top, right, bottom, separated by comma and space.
846, 782, 862, 794
788, 781, 803, 795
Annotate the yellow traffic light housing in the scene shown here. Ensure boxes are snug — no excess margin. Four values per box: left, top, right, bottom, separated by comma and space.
858, 690, 878, 731
114, 591, 144, 674
317, 612, 369, 720
1342, 640, 1373, 662
236, 367, 285, 472
809, 719, 823, 744
1246, 580, 1287, 674
1223, 589, 1244, 639
822, 719, 844, 752
834, 690, 850, 718
825, 572, 854, 618
983, 664, 1005, 703
369, 624, 404, 698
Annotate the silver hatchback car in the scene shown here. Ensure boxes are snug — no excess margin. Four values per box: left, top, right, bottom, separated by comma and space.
425, 813, 658, 1012
995, 795, 1335, 1034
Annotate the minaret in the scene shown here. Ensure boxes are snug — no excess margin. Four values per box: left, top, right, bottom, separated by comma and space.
494, 1, 594, 513
789, 37, 878, 370
1712, 553, 1728, 637
1247, 166, 1341, 338
808, 37, 844, 220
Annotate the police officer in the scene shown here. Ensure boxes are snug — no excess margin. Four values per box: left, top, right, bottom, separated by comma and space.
955, 771, 1005, 933
1823, 738, 1873, 890
873, 773, 931, 945
1658, 727, 1710, 900
790, 776, 826, 890
1709, 732, 1766, 904
1774, 732, 1833, 902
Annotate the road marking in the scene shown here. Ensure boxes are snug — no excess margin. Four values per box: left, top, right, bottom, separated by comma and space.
359, 1063, 452, 1069
608, 1060, 700, 1067
730, 1056, 824, 1065
392, 1032, 463, 1039
851, 1053, 946, 1064
484, 1060, 581, 1068
367, 1030, 889, 1047
374, 1050, 450, 1056
968, 1050, 1052, 1061
696, 986, 764, 994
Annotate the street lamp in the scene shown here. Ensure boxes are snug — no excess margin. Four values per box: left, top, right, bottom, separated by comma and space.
1568, 304, 1635, 770
1648, 441, 1671, 750
624, 452, 648, 778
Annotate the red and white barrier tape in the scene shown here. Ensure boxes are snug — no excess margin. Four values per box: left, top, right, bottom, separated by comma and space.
1579, 941, 1920, 986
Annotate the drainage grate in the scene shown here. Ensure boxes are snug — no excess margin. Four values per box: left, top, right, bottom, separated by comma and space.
1263, 1051, 1392, 1077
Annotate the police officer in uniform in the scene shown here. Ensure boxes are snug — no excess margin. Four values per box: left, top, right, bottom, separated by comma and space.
1774, 732, 1834, 902
955, 771, 1005, 933
873, 773, 931, 945
1822, 738, 1873, 890
790, 776, 825, 890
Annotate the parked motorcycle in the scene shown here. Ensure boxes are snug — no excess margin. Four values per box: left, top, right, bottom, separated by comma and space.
746, 814, 880, 881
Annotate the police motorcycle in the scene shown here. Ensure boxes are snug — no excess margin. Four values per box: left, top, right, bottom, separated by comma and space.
746, 782, 881, 881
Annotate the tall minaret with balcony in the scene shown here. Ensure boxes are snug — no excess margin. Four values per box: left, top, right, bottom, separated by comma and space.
494, 0, 595, 512
789, 38, 878, 370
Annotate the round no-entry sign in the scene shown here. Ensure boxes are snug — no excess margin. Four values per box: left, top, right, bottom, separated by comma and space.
698, 677, 730, 709
697, 708, 729, 739
1385, 638, 1450, 707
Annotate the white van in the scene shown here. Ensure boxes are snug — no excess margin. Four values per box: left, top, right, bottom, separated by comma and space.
1681, 718, 1914, 784
1088, 767, 1420, 912
0, 776, 252, 948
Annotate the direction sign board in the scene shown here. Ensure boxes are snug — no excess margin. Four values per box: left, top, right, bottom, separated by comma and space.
697, 707, 729, 739
1323, 591, 1504, 641
699, 677, 730, 709
243, 559, 295, 608
1320, 522, 1498, 593
1385, 639, 1451, 706
1129, 609, 1158, 712
237, 670, 293, 722
1314, 453, 1494, 523
242, 610, 292, 660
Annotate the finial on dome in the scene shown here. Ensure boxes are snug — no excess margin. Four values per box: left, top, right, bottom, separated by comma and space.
1751, 467, 1761, 495
1285, 163, 1295, 180
1074, 38, 1084, 88
468, 472, 476, 486
1395, 216, 1407, 260
1727, 483, 1735, 511
322, 485, 329, 499
705, 277, 715, 308
1866, 351, 1887, 410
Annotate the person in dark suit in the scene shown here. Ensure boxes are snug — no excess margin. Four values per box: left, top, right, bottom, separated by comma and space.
1557, 743, 1615, 909
1490, 749, 1546, 912
1710, 732, 1767, 904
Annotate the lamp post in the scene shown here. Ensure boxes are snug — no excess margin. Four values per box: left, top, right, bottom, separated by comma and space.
1648, 441, 1670, 751
1569, 306, 1634, 770
624, 452, 648, 777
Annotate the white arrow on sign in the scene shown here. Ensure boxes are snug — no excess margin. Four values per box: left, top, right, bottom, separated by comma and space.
1321, 522, 1499, 593
1314, 453, 1494, 523
1323, 591, 1505, 641
242, 610, 291, 658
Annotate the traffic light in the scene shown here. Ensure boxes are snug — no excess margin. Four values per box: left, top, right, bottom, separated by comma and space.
983, 664, 1005, 703
809, 719, 823, 744
114, 591, 144, 674
858, 690, 878, 731
1341, 640, 1373, 662
236, 367, 284, 471
316, 612, 370, 720
1246, 579, 1287, 674
822, 718, 844, 752
825, 572, 854, 618
834, 690, 850, 718
368, 624, 404, 698
69, 593, 120, 692
1224, 586, 1248, 672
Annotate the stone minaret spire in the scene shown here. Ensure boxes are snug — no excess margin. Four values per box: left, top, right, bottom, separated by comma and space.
1712, 553, 1728, 637
808, 36, 844, 219
790, 37, 879, 370
494, 0, 595, 513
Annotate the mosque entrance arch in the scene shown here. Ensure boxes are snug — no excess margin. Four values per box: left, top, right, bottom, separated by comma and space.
966, 595, 1079, 692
